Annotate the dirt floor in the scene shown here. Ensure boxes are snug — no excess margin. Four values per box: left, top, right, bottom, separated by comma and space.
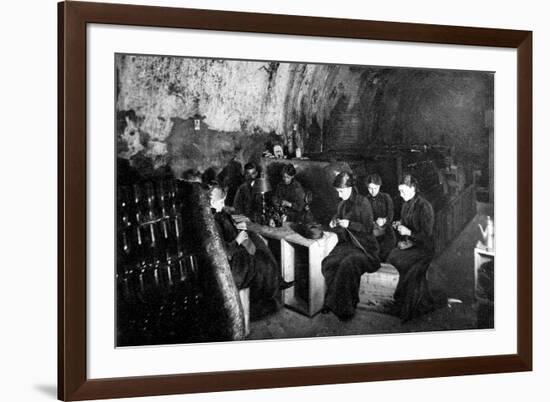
248, 214, 493, 340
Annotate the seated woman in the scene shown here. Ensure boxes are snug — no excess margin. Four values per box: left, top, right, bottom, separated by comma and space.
274, 164, 306, 222
387, 174, 438, 322
365, 173, 396, 261
321, 172, 381, 321
209, 184, 289, 321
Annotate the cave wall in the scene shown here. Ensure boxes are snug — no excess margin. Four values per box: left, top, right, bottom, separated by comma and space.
116, 54, 370, 177
116, 54, 493, 179
117, 54, 293, 176
368, 69, 494, 161
292, 67, 493, 164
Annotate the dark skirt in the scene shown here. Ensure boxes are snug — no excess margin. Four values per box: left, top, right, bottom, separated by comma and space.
375, 227, 397, 262
230, 232, 283, 321
321, 243, 380, 319
387, 246, 435, 322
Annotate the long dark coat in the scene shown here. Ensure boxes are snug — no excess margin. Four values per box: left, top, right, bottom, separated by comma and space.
322, 191, 381, 319
232, 181, 257, 218
214, 210, 283, 320
366, 192, 397, 261
387, 194, 436, 322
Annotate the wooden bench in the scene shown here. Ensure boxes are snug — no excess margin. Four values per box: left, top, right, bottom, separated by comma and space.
359, 263, 399, 305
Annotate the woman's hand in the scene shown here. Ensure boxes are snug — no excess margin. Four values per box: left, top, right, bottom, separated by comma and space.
281, 200, 292, 208
235, 231, 249, 245
397, 224, 412, 236
376, 217, 387, 227
235, 221, 247, 231
337, 219, 350, 228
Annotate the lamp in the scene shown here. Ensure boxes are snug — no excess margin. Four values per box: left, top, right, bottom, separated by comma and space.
252, 176, 271, 194
252, 176, 271, 225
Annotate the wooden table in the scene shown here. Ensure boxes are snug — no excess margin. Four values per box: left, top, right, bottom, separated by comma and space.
247, 222, 338, 316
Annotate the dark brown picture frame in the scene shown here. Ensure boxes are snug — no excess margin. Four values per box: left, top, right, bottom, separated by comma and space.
58, 1, 532, 400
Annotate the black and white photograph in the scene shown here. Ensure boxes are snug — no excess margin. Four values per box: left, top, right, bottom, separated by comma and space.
115, 53, 495, 347
5, 0, 547, 400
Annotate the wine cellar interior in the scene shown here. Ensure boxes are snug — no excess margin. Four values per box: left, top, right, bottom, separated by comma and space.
116, 54, 494, 345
